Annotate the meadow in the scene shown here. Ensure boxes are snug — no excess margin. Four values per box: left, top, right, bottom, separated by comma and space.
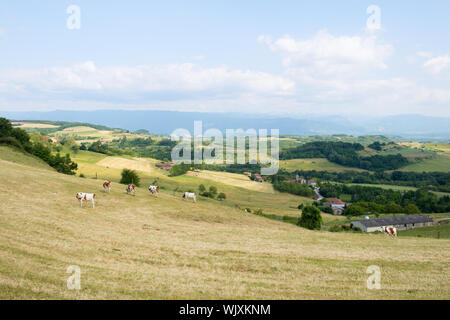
0, 145, 449, 299
280, 158, 366, 172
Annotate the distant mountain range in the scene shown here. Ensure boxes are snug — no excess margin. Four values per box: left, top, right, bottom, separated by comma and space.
2, 110, 449, 141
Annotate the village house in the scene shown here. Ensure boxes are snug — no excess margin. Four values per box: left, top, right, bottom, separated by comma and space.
351, 215, 434, 233
295, 174, 307, 184
253, 173, 263, 183
307, 179, 317, 186
324, 198, 346, 215
313, 194, 324, 201
155, 162, 174, 171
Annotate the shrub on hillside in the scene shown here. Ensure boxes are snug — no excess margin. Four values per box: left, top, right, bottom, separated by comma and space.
217, 193, 226, 201
329, 225, 341, 232
120, 168, 141, 186
297, 205, 322, 230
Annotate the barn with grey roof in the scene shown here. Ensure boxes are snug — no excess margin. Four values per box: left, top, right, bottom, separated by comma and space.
351, 215, 433, 232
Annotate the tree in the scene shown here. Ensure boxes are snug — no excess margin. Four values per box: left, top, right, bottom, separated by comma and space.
0, 117, 13, 137
209, 186, 218, 196
217, 193, 226, 201
297, 205, 322, 230
120, 168, 141, 186
198, 184, 206, 193
385, 201, 403, 213
404, 203, 421, 215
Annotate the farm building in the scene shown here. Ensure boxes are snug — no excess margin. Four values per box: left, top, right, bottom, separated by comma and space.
155, 162, 174, 171
253, 173, 263, 182
351, 215, 434, 233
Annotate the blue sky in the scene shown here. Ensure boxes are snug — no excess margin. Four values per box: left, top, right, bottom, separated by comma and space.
1, 1, 450, 116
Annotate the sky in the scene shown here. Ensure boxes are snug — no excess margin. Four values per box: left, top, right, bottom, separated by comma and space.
1, 0, 450, 116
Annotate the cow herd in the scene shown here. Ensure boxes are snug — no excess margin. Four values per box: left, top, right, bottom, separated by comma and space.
76, 180, 196, 208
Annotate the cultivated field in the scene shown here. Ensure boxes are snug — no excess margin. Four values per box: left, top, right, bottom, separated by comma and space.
0, 146, 449, 299
186, 170, 275, 193
280, 158, 366, 172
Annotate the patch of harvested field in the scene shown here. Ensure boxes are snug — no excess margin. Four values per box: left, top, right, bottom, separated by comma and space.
187, 170, 275, 193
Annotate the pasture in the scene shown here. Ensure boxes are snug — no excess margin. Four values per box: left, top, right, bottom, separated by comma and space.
0, 146, 449, 299
398, 220, 450, 239
280, 158, 366, 172
399, 155, 450, 172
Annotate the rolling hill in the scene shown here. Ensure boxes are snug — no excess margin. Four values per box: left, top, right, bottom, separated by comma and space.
0, 145, 449, 299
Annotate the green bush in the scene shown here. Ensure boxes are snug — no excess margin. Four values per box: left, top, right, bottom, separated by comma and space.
329, 225, 341, 232
120, 168, 141, 186
297, 205, 322, 230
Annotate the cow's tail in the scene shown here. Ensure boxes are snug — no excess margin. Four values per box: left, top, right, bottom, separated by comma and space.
93, 193, 96, 198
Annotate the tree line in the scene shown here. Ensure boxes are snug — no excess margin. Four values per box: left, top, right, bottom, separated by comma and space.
0, 118, 78, 175
279, 169, 450, 193
279, 141, 409, 171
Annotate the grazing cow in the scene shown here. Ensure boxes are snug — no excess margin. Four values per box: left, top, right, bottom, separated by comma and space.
182, 192, 196, 202
382, 226, 397, 237
103, 181, 111, 193
148, 185, 160, 197
76, 192, 96, 208
126, 184, 136, 196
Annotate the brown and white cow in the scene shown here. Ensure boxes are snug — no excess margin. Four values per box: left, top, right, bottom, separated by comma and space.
126, 184, 136, 196
76, 192, 96, 208
103, 181, 111, 193
382, 226, 397, 237
148, 185, 159, 197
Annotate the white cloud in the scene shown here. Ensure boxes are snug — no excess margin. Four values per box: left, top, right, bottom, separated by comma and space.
0, 61, 294, 95
423, 54, 450, 74
258, 30, 393, 76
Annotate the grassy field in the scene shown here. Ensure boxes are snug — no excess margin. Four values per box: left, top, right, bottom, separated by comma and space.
186, 170, 275, 193
0, 146, 449, 299
11, 122, 59, 129
399, 155, 450, 172
280, 158, 366, 172
398, 220, 450, 239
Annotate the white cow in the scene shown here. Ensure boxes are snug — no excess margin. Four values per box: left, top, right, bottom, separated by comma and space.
76, 192, 96, 208
182, 192, 196, 202
149, 185, 160, 197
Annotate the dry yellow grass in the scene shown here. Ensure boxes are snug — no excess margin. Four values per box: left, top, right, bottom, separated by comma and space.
0, 147, 449, 299
97, 156, 159, 174
12, 122, 59, 129
187, 170, 275, 193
